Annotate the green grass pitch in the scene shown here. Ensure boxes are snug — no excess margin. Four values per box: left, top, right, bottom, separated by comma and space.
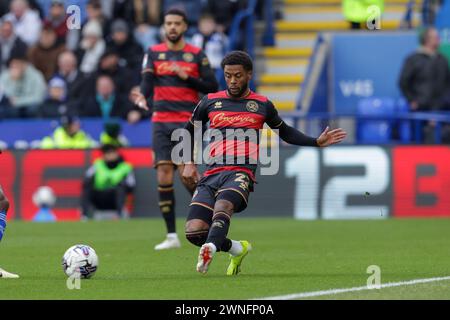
0, 218, 449, 300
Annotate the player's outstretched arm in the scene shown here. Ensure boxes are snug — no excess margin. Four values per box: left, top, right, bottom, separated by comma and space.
266, 101, 346, 147
276, 122, 347, 147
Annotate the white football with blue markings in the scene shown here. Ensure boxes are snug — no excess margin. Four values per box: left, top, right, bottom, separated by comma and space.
62, 244, 98, 279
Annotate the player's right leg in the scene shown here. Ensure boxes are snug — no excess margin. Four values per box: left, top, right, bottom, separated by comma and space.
0, 186, 10, 243
0, 185, 19, 278
195, 198, 235, 274
153, 122, 181, 250
185, 207, 213, 274
154, 163, 181, 250
185, 182, 216, 273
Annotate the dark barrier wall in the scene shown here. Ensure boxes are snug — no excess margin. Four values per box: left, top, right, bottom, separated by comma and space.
1, 146, 449, 220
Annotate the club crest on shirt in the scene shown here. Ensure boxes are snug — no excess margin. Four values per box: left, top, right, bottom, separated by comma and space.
214, 101, 222, 108
183, 52, 194, 62
246, 101, 259, 112
158, 52, 166, 60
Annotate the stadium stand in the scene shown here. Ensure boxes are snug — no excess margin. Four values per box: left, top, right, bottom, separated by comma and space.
257, 0, 424, 112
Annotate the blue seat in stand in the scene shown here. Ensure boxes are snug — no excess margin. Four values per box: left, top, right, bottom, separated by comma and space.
357, 98, 396, 143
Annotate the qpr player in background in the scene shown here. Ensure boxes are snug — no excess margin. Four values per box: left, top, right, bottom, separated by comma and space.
132, 8, 218, 250
0, 150, 19, 278
182, 51, 347, 275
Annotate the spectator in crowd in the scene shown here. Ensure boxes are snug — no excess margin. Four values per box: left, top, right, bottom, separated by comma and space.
86, 0, 110, 33
37, 0, 88, 21
110, 0, 133, 21
399, 27, 450, 143
2, 0, 42, 46
76, 19, 105, 75
0, 53, 46, 118
342, 0, 384, 29
55, 50, 93, 101
0, 18, 27, 72
203, 0, 244, 33
399, 27, 450, 112
21, 0, 44, 18
83, 0, 110, 42
64, 0, 89, 50
3, 0, 43, 18
81, 74, 133, 120
0, 1, 12, 18
28, 25, 66, 81
99, 0, 114, 20
422, 0, 444, 26
191, 14, 228, 74
81, 143, 135, 220
43, 0, 68, 45
38, 76, 76, 118
100, 121, 129, 147
116, 0, 162, 50
67, 0, 110, 50
41, 115, 96, 149
106, 19, 143, 74
95, 49, 138, 95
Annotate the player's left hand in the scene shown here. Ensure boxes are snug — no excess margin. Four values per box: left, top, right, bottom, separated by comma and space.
130, 88, 149, 111
182, 163, 200, 185
171, 64, 189, 80
317, 126, 347, 147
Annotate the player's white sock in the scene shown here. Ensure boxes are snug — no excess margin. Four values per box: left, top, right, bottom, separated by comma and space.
228, 240, 243, 256
167, 233, 178, 239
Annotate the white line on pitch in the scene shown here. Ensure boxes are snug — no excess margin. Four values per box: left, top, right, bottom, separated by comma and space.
254, 276, 450, 300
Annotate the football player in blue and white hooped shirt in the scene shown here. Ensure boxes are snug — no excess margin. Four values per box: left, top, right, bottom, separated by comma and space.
0, 153, 19, 278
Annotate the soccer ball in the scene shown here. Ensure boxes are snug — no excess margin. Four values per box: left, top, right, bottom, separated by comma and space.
62, 245, 99, 279
33, 186, 56, 208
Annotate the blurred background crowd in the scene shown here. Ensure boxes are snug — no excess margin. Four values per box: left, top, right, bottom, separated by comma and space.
0, 0, 255, 123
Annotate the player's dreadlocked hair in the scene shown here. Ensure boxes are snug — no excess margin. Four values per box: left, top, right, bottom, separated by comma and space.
164, 7, 188, 24
221, 51, 253, 72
